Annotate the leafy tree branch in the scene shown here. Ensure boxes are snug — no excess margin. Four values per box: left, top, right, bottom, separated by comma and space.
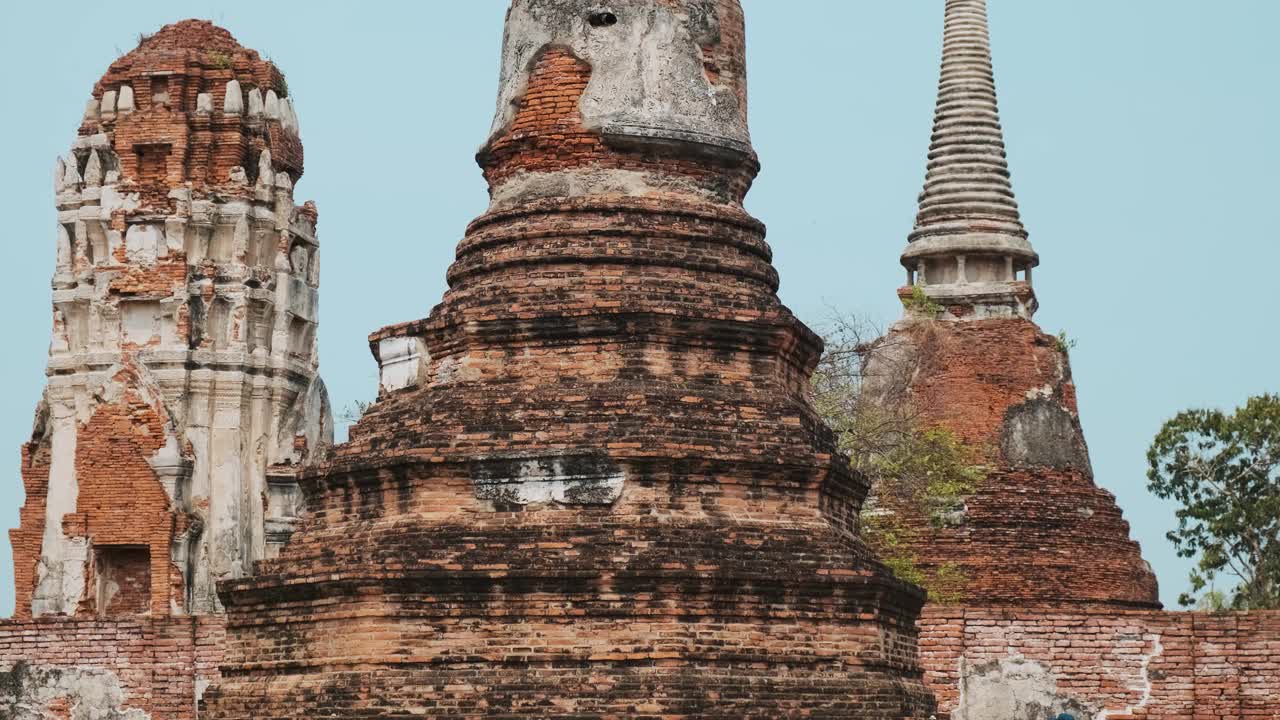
810, 310, 984, 603
1147, 394, 1280, 610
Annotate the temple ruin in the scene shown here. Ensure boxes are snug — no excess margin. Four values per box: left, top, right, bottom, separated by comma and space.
868, 0, 1160, 610
2, 19, 330, 717
1, 3, 1277, 719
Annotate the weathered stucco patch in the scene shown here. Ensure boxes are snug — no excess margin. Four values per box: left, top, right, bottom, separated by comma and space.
954, 657, 1096, 720
376, 335, 429, 394
1001, 398, 1091, 472
0, 662, 150, 720
472, 454, 625, 508
487, 167, 717, 208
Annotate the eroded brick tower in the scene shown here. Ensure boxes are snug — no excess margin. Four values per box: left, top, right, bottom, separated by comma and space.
205, 2, 935, 717
870, 0, 1159, 608
10, 20, 332, 620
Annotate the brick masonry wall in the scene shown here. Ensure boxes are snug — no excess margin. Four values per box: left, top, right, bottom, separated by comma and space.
9, 444, 50, 621
0, 617, 224, 719
68, 388, 183, 616
919, 605, 1280, 719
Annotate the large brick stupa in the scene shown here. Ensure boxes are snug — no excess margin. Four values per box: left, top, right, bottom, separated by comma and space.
204, 1, 936, 717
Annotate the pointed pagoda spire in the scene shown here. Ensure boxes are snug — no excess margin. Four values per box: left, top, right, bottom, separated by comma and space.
902, 0, 1039, 318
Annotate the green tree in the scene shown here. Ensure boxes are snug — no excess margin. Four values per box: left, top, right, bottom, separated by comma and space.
810, 311, 984, 603
1146, 394, 1280, 609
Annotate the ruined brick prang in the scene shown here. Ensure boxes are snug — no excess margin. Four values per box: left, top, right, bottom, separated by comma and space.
9, 19, 333, 623
870, 318, 1161, 608
204, 2, 935, 717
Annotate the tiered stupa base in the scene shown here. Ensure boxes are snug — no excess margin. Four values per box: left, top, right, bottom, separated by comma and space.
204, 198, 936, 718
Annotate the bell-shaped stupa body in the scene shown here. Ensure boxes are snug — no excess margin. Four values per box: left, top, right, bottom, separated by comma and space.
9, 20, 332, 620
204, 2, 935, 717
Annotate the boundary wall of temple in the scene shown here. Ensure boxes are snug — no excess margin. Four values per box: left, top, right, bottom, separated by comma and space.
919, 606, 1280, 719
0, 617, 224, 719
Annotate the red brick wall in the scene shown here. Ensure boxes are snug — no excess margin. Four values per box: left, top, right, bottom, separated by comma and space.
9, 443, 50, 621
109, 258, 187, 298
94, 547, 152, 617
67, 390, 183, 616
0, 617, 224, 719
909, 318, 1071, 448
919, 605, 1280, 718
703, 0, 749, 118
11, 369, 194, 620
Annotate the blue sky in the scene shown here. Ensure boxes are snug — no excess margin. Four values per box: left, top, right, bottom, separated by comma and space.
0, 1, 1276, 616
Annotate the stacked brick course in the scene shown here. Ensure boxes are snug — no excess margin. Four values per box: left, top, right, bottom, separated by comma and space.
875, 318, 1159, 606
68, 381, 181, 617
203, 1, 936, 717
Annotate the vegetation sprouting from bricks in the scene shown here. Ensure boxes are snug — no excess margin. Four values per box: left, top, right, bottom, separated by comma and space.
811, 310, 984, 603
900, 285, 943, 317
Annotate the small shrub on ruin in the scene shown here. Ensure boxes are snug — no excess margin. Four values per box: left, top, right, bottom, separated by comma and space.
208, 51, 234, 70
901, 286, 943, 317
811, 309, 985, 601
1055, 330, 1077, 355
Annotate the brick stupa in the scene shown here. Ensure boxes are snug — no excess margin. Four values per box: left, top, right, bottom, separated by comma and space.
869, 0, 1160, 608
204, 1, 936, 717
